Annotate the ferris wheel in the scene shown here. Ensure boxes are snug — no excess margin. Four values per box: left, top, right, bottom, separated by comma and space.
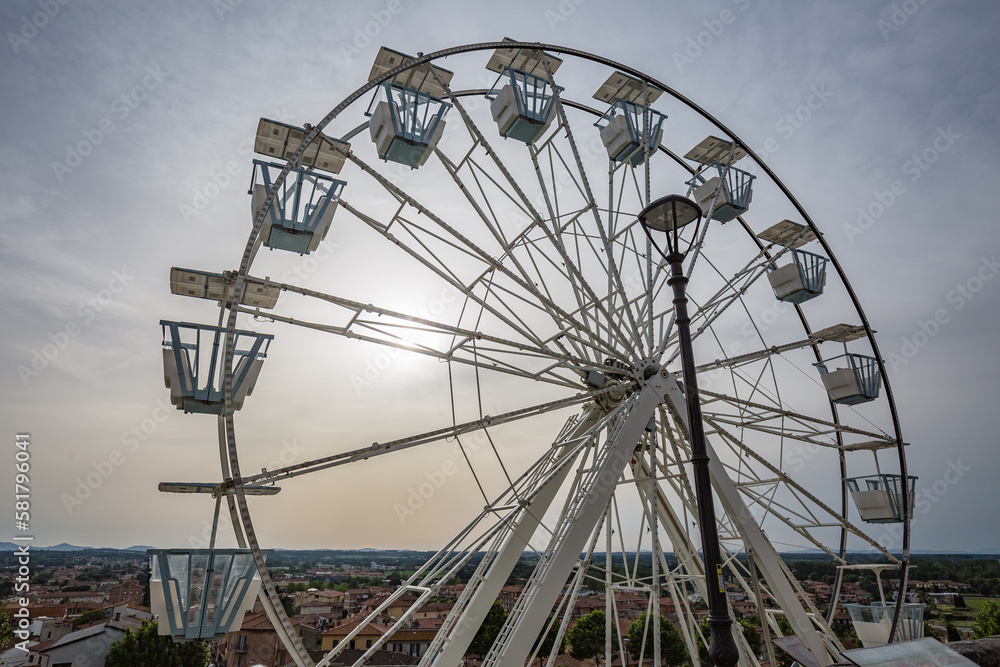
153, 41, 916, 667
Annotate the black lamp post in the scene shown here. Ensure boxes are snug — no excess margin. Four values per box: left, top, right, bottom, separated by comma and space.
638, 194, 740, 667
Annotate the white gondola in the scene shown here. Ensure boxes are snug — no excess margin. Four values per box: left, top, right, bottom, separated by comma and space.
366, 47, 452, 168
685, 136, 754, 222
759, 220, 828, 303
843, 602, 925, 647
251, 160, 346, 255
690, 167, 754, 222
160, 320, 272, 415
148, 549, 267, 641
766, 248, 828, 304
844, 474, 916, 523
489, 69, 557, 144
593, 71, 666, 166
485, 40, 562, 145
814, 352, 881, 405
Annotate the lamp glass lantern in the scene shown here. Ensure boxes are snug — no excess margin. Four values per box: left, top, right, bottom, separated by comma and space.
637, 194, 703, 258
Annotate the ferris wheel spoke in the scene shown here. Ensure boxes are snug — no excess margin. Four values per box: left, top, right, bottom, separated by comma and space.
705, 417, 898, 561
524, 149, 643, 356
526, 162, 613, 349
267, 263, 577, 365
694, 326, 867, 375
657, 242, 785, 361
542, 65, 647, 356
336, 199, 555, 353
236, 389, 620, 488
342, 153, 605, 351
432, 147, 604, 361
699, 389, 896, 444
434, 115, 598, 343
435, 151, 568, 320
240, 305, 586, 388
431, 75, 638, 360
261, 276, 625, 381
728, 358, 777, 409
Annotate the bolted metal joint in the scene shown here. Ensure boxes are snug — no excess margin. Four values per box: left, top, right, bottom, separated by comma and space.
595, 380, 628, 411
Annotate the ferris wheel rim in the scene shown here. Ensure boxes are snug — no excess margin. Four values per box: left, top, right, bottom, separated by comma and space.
206, 41, 912, 665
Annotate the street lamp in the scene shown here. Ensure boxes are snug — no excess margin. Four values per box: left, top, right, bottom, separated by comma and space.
638, 194, 740, 667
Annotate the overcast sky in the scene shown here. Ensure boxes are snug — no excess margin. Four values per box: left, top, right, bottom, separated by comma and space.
1, 0, 998, 555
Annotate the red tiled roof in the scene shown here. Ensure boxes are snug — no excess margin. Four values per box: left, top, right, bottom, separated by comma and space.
238, 611, 301, 631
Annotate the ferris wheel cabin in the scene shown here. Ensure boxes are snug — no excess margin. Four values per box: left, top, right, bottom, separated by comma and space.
485, 41, 563, 145
758, 220, 830, 304
147, 549, 267, 641
489, 69, 558, 144
814, 352, 881, 405
684, 136, 755, 222
844, 473, 917, 523
593, 72, 667, 166
843, 602, 925, 647
160, 320, 272, 414
251, 158, 346, 255
367, 48, 452, 168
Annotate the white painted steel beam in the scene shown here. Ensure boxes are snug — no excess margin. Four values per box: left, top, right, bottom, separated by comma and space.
486, 377, 669, 667
659, 374, 834, 666
424, 410, 601, 666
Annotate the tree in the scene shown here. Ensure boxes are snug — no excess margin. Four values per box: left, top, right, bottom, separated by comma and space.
974, 600, 1000, 639
954, 594, 967, 608
531, 614, 565, 661
469, 601, 507, 656
105, 620, 209, 667
61, 584, 93, 592
626, 612, 690, 665
737, 618, 761, 658
567, 610, 617, 660
280, 594, 299, 617
698, 617, 761, 664
0, 610, 13, 649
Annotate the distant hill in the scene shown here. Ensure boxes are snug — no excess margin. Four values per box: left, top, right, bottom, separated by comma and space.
0, 543, 96, 551
43, 543, 94, 551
